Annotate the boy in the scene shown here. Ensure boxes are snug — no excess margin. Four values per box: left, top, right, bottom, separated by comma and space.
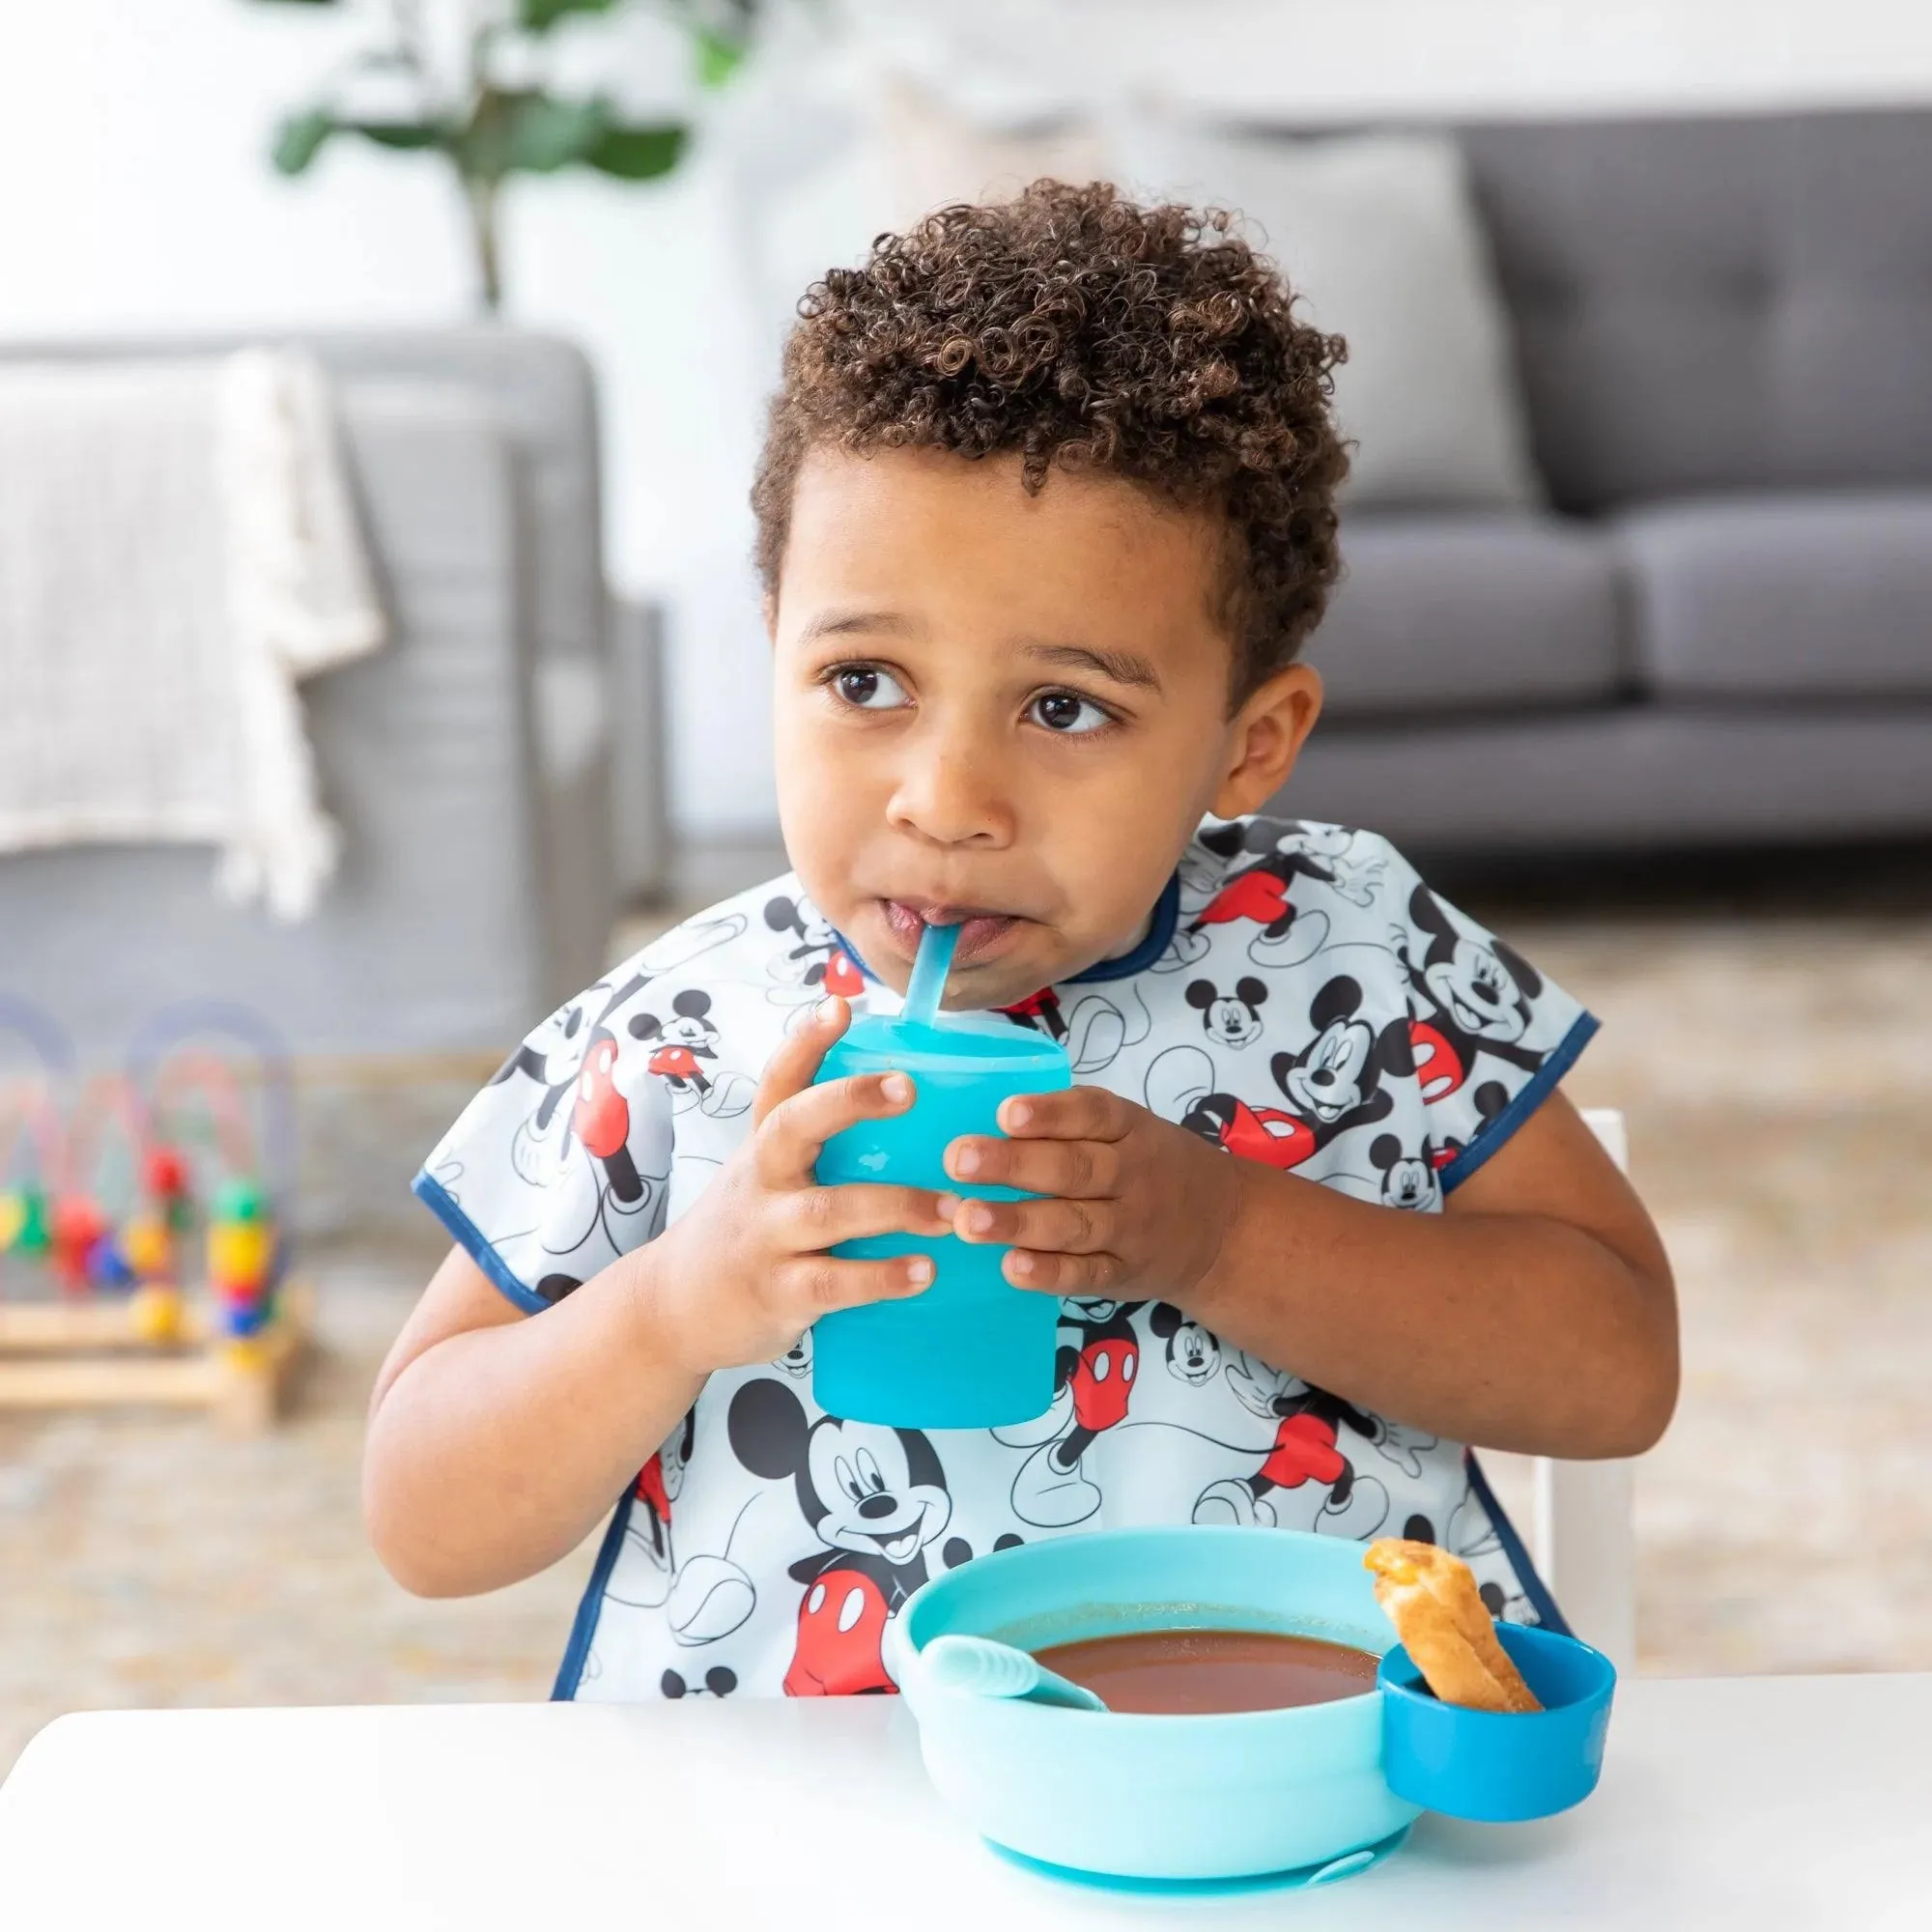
367, 184, 1676, 1702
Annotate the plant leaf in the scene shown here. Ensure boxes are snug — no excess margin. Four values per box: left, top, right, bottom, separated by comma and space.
518, 0, 618, 29
352, 121, 444, 153
693, 28, 746, 89
585, 122, 687, 182
506, 95, 613, 173
270, 107, 337, 175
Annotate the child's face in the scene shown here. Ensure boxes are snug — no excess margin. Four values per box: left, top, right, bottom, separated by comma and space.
769, 447, 1321, 1010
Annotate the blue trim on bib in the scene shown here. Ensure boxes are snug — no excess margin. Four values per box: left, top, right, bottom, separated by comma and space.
411, 1169, 551, 1316
829, 872, 1180, 998
1463, 1451, 1572, 1637
553, 1489, 637, 1700
1436, 1010, 1600, 1197
1066, 873, 1181, 983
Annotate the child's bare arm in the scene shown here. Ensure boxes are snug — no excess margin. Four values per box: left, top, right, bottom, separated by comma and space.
946, 1086, 1676, 1460
364, 1000, 958, 1598
364, 1242, 699, 1596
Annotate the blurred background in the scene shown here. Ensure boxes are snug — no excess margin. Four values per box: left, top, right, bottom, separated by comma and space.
2, 0, 1929, 1774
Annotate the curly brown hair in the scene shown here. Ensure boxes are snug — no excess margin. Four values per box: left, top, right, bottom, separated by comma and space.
752, 179, 1349, 698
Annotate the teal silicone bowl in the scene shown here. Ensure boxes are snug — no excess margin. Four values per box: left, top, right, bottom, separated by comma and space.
890, 1526, 1420, 1883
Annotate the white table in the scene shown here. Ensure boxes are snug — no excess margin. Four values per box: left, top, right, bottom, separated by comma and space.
2, 1677, 1928, 1932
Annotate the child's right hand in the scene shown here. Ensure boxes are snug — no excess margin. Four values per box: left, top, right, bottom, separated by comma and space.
638, 996, 956, 1378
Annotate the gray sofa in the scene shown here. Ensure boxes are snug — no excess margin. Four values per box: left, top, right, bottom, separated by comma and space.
1279, 107, 1932, 853
0, 330, 626, 1058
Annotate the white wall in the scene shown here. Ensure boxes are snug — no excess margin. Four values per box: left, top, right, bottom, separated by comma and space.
5, 1, 1932, 839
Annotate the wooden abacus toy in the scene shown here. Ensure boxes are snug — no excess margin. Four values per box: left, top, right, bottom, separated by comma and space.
0, 998, 309, 1434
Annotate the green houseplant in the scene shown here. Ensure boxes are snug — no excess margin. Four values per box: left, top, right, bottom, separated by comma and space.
255, 0, 767, 309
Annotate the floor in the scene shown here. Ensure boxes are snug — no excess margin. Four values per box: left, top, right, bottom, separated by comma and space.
3, 844, 1929, 1777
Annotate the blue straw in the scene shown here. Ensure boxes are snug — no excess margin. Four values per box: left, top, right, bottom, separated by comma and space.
902, 921, 960, 1028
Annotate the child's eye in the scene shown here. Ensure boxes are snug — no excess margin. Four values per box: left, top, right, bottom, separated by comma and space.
1029, 690, 1113, 735
829, 665, 910, 711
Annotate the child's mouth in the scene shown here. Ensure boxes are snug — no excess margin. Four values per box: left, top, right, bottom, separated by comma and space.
880, 898, 1022, 967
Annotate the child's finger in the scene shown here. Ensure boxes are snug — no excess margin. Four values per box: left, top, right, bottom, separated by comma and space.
781, 1184, 960, 1251
776, 1250, 934, 1316
945, 1133, 1120, 1198
952, 1194, 1110, 1254
1002, 1247, 1124, 1294
756, 1070, 917, 1186
751, 998, 851, 1128
996, 1086, 1135, 1142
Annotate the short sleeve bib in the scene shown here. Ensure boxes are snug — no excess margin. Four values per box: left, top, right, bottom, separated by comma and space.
415, 818, 1597, 1703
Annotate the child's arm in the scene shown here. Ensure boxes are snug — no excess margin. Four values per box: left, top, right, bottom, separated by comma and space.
945, 1086, 1676, 1460
364, 1000, 957, 1598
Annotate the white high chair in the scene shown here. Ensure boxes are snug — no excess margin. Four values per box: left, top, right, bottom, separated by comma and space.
1524, 1107, 1637, 1670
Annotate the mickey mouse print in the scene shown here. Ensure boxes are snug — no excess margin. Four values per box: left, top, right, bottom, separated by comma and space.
414, 818, 1598, 1702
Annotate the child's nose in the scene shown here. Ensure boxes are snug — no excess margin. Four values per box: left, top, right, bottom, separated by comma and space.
887, 740, 1013, 847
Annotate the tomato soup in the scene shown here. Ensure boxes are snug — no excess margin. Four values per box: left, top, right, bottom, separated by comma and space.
1033, 1628, 1380, 1716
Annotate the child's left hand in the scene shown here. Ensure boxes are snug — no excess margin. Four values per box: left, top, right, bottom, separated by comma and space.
944, 1089, 1241, 1300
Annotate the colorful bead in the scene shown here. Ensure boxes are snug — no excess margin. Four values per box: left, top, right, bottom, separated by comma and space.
120, 1212, 173, 1282
212, 1178, 267, 1225
50, 1195, 109, 1288
86, 1236, 135, 1290
128, 1283, 185, 1345
12, 1189, 49, 1255
209, 1219, 275, 1289
142, 1145, 190, 1200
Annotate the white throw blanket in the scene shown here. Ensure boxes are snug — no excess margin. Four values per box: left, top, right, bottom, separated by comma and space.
0, 350, 385, 919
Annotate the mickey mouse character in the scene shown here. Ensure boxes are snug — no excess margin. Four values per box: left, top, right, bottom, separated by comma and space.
999, 986, 1144, 1076
630, 1409, 695, 1570
763, 895, 866, 1000
1192, 1354, 1392, 1538
1396, 885, 1547, 1105
726, 1378, 969, 1697
1150, 1302, 1221, 1385
1184, 976, 1268, 1049
661, 1665, 738, 1699
1181, 1094, 1314, 1170
1184, 819, 1388, 967
994, 1298, 1146, 1527
1268, 975, 1411, 1143
1367, 1133, 1439, 1210
485, 969, 664, 1297
628, 989, 719, 1096
1143, 1044, 1320, 1174
491, 972, 648, 1179
607, 1410, 758, 1650
1185, 820, 1336, 961
1445, 1487, 1534, 1621
1429, 1081, 1511, 1171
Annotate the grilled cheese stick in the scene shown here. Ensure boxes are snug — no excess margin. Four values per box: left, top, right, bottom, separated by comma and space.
1366, 1539, 1542, 1715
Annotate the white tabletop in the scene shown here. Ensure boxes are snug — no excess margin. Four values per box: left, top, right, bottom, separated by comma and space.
2, 1676, 1928, 1932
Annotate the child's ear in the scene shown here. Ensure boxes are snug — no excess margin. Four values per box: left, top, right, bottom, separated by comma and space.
762, 591, 780, 642
1210, 662, 1323, 820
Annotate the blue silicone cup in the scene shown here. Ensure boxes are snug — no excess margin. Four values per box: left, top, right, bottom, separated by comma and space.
810, 1010, 1071, 1430
1378, 1621, 1616, 1822
890, 1526, 1418, 1884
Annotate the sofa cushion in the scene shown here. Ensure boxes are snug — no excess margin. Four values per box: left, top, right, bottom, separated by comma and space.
1619, 492, 1932, 699
1306, 513, 1625, 719
1462, 110, 1932, 512
1117, 127, 1541, 510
